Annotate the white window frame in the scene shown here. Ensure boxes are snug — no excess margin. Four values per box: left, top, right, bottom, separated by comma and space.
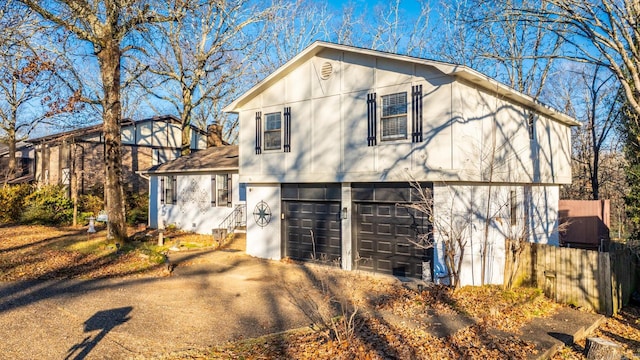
381, 92, 408, 141
163, 175, 176, 205
264, 112, 282, 150
212, 174, 230, 207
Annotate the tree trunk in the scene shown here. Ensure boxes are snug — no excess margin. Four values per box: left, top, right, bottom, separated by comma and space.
6, 126, 17, 182
181, 111, 192, 156
584, 337, 622, 360
97, 40, 127, 243
181, 91, 192, 156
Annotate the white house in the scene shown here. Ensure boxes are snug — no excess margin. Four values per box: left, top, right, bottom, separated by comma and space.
224, 41, 578, 286
144, 145, 245, 236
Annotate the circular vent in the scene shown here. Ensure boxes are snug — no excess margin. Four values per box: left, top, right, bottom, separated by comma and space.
320, 62, 333, 80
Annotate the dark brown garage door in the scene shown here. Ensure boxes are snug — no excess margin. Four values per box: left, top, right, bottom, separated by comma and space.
282, 184, 342, 263
353, 183, 432, 279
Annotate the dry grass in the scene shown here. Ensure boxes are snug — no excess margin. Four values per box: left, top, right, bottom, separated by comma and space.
0, 224, 216, 280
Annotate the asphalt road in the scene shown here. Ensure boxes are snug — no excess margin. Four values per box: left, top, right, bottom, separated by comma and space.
0, 250, 328, 359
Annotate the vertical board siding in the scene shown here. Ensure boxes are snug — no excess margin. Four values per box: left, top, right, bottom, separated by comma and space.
510, 242, 636, 315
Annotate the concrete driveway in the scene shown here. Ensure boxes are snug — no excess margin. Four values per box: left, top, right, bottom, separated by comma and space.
0, 250, 342, 359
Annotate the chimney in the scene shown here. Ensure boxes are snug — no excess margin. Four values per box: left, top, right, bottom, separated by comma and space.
207, 124, 225, 147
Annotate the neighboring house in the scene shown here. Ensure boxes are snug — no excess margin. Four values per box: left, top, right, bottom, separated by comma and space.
26, 115, 207, 196
0, 141, 35, 184
224, 41, 579, 286
144, 145, 244, 235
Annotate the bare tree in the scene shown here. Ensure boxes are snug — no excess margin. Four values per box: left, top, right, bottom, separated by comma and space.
0, 1, 80, 183
450, 0, 565, 98
253, 0, 331, 76
402, 180, 471, 288
510, 0, 640, 121
551, 63, 621, 200
19, 0, 180, 242
138, 0, 270, 153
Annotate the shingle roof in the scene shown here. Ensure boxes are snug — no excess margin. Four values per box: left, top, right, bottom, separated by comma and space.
144, 145, 238, 174
26, 115, 206, 144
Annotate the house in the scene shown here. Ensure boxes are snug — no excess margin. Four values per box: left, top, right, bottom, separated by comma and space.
0, 141, 35, 184
143, 145, 244, 235
26, 115, 208, 196
223, 41, 579, 286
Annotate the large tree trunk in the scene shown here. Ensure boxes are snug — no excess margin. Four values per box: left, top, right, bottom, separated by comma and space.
6, 128, 17, 182
181, 89, 192, 156
181, 111, 192, 156
97, 40, 127, 243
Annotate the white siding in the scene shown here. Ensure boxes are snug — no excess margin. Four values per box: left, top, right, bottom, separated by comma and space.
432, 183, 560, 287
121, 124, 135, 144
237, 52, 572, 185
149, 173, 242, 235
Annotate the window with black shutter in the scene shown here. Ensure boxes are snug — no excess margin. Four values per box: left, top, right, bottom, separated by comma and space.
164, 176, 176, 205
381, 92, 408, 141
264, 112, 282, 150
212, 174, 232, 207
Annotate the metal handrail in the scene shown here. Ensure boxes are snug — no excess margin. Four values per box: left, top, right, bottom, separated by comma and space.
218, 204, 246, 234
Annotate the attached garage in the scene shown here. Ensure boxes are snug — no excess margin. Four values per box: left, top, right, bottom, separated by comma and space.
352, 183, 432, 279
282, 184, 342, 263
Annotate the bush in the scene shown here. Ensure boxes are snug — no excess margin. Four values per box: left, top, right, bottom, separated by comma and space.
126, 191, 148, 225
78, 194, 104, 216
21, 185, 73, 225
0, 184, 33, 224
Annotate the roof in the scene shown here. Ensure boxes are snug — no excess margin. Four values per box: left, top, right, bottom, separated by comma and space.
26, 115, 207, 144
0, 141, 32, 157
144, 145, 238, 174
224, 41, 580, 127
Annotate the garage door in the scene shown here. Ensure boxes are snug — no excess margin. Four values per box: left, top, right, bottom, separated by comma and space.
283, 184, 342, 263
353, 183, 432, 279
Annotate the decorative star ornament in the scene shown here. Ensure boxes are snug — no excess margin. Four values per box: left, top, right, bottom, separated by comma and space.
253, 201, 271, 227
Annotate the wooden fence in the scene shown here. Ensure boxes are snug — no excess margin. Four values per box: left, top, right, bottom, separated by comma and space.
510, 242, 637, 315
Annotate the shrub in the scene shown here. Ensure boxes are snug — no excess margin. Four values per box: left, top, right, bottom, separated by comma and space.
78, 194, 104, 216
126, 191, 148, 225
21, 185, 73, 225
0, 184, 33, 224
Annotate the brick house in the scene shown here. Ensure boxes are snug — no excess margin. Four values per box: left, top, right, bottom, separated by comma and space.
27, 115, 208, 196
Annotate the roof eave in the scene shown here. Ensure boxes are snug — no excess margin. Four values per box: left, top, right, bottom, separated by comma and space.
143, 166, 239, 175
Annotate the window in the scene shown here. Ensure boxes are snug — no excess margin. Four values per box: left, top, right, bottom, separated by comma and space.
264, 112, 282, 150
381, 92, 408, 140
527, 112, 535, 140
211, 174, 232, 207
163, 175, 176, 205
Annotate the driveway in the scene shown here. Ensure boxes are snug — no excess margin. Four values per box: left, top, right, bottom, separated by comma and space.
0, 249, 345, 359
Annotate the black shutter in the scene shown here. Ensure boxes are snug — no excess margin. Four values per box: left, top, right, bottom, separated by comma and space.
211, 175, 216, 206
160, 177, 165, 204
412, 84, 423, 142
255, 111, 262, 154
284, 107, 291, 152
367, 92, 377, 146
227, 174, 233, 207
171, 176, 177, 204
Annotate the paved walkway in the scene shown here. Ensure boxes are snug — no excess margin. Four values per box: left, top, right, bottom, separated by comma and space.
0, 247, 605, 359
